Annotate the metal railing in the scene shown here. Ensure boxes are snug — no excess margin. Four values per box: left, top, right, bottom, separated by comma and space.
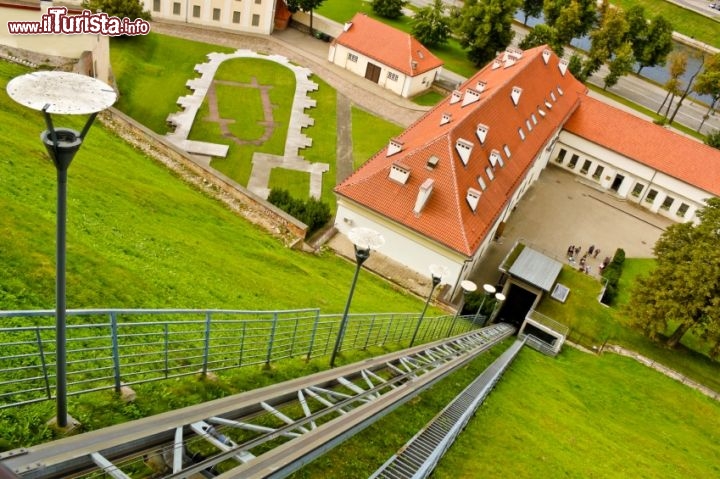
0, 308, 480, 410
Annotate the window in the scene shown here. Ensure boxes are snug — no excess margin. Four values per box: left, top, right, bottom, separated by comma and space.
255, 0, 262, 3
526, 119, 532, 131
485, 166, 494, 181
645, 189, 658, 203
518, 128, 525, 140
677, 203, 690, 217
347, 53, 358, 63
232, 11, 241, 23
251, 13, 260, 26
173, 2, 181, 15
661, 196, 674, 210
387, 72, 399, 81
592, 165, 604, 180
555, 148, 567, 164
503, 144, 511, 158
477, 175, 486, 191
193, 5, 200, 17
213, 8, 221, 20
153, 0, 161, 12
631, 182, 644, 197
580, 159, 592, 174
531, 113, 538, 124
568, 154, 579, 169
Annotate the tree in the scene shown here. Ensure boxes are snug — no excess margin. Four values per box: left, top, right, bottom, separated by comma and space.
706, 130, 720, 149
603, 41, 635, 90
286, 0, 326, 35
372, 0, 406, 20
544, 0, 597, 39
667, 54, 705, 124
411, 0, 451, 47
627, 8, 673, 75
628, 198, 720, 355
521, 0, 543, 25
519, 24, 564, 58
455, 0, 521, 67
657, 51, 687, 117
81, 0, 150, 20
581, 4, 629, 80
694, 53, 720, 132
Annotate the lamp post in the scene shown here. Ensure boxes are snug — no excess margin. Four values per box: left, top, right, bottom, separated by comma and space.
409, 264, 448, 347
7, 72, 116, 429
473, 283, 497, 326
486, 292, 506, 326
447, 280, 476, 337
330, 227, 385, 367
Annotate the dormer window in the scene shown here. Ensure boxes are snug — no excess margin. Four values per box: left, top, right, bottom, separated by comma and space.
545, 100, 553, 109
462, 89, 481, 107
450, 90, 462, 104
455, 138, 474, 165
511, 86, 523, 106
387, 138, 404, 156
476, 123, 489, 144
477, 175, 487, 191
492, 59, 502, 70
440, 113, 452, 126
476, 80, 487, 92
557, 86, 564, 96
558, 59, 568, 76
389, 163, 410, 184
426, 156, 439, 170
542, 49, 551, 64
466, 188, 481, 212
489, 149, 504, 168
485, 166, 495, 181
518, 128, 525, 141
503, 144, 511, 158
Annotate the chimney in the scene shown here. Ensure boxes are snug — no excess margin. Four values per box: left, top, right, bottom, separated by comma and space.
343, 22, 353, 32
413, 178, 434, 216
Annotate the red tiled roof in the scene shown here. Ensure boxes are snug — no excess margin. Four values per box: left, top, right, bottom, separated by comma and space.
334, 13, 443, 76
336, 46, 587, 256
565, 96, 720, 196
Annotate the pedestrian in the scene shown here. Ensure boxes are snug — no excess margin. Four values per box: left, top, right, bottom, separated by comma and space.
588, 245, 595, 255
567, 245, 574, 257
575, 245, 581, 255
593, 248, 600, 258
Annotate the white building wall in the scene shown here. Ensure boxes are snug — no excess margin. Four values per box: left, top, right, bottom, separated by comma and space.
143, 0, 275, 34
552, 132, 713, 223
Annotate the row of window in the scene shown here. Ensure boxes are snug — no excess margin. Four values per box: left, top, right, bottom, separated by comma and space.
556, 148, 692, 218
163, 2, 261, 25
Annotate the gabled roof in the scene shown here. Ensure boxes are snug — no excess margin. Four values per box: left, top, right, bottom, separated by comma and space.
564, 96, 720, 197
334, 13, 443, 76
335, 46, 587, 256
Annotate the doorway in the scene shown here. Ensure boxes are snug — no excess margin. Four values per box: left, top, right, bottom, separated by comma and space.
610, 174, 625, 192
494, 283, 538, 329
365, 63, 381, 83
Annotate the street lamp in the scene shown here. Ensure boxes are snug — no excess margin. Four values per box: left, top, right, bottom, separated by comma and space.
447, 280, 477, 337
7, 71, 116, 429
330, 227, 385, 367
486, 292, 506, 326
473, 283, 497, 325
409, 264, 449, 347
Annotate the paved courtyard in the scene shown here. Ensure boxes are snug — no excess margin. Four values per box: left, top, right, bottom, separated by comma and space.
469, 166, 673, 288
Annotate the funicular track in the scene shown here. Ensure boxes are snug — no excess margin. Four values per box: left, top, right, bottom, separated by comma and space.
1, 324, 515, 479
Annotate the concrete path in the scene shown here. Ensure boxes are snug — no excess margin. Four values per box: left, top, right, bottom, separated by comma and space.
336, 93, 353, 184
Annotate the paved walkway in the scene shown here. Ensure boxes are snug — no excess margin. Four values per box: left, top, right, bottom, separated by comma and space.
336, 93, 353, 184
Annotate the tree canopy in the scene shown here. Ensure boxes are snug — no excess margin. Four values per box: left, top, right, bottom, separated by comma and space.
628, 198, 720, 357
372, 0, 406, 20
694, 53, 720, 132
81, 0, 150, 20
286, 0, 326, 34
411, 0, 451, 47
454, 0, 521, 67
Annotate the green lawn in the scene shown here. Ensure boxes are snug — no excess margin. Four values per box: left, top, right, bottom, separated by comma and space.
351, 107, 404, 170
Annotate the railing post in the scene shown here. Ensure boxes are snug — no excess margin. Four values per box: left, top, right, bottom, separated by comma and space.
164, 323, 169, 379
202, 311, 212, 377
290, 315, 300, 358
239, 322, 246, 366
306, 311, 320, 360
363, 315, 376, 350
266, 312, 278, 366
110, 312, 122, 393
352, 315, 362, 349
36, 327, 52, 399
382, 316, 393, 345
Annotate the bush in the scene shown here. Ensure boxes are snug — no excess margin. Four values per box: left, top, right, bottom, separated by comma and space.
706, 130, 720, 149
267, 188, 331, 236
600, 248, 625, 305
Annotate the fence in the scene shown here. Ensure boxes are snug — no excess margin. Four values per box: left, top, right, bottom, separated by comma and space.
0, 308, 480, 410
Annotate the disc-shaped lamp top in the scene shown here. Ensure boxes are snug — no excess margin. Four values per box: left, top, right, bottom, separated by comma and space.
348, 227, 385, 251
6, 71, 116, 114
460, 280, 477, 293
482, 284, 497, 295
495, 293, 506, 302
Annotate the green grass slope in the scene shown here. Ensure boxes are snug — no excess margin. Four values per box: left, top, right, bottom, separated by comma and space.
0, 60, 424, 314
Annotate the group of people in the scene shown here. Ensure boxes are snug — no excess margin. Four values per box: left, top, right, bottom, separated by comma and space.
566, 244, 604, 275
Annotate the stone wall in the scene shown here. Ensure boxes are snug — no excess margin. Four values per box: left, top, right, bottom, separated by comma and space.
100, 108, 309, 247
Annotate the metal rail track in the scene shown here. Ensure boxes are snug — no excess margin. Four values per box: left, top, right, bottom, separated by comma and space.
0, 324, 514, 479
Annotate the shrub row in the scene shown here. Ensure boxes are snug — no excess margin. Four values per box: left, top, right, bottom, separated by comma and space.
601, 248, 626, 305
267, 188, 332, 236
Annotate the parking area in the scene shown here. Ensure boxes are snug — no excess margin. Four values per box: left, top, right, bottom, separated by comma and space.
469, 166, 674, 287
